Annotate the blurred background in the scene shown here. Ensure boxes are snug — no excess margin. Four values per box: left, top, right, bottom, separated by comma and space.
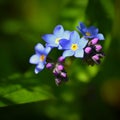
0, 0, 120, 120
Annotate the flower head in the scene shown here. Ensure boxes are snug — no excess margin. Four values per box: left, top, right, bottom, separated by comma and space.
42, 25, 71, 49
29, 43, 51, 74
77, 22, 104, 40
83, 38, 105, 65
60, 31, 88, 58
53, 63, 68, 86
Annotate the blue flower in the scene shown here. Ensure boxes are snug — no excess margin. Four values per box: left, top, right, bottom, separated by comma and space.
42, 25, 71, 49
29, 43, 51, 74
77, 22, 104, 40
60, 31, 88, 58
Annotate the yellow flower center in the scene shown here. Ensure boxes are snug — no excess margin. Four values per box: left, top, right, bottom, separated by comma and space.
86, 32, 91, 36
55, 38, 61, 44
71, 44, 78, 51
40, 55, 45, 61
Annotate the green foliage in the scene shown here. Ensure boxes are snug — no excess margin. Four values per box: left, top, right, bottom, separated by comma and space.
0, 72, 54, 107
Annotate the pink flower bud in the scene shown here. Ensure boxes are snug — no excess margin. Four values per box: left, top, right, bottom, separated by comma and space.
58, 56, 65, 63
46, 63, 53, 69
85, 47, 92, 54
91, 38, 98, 45
60, 72, 67, 78
53, 69, 59, 76
95, 45, 102, 52
57, 64, 64, 71
92, 54, 99, 61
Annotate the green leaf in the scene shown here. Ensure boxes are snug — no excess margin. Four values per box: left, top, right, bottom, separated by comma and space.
0, 73, 54, 107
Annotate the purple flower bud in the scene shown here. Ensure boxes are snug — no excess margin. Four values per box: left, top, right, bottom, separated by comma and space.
58, 56, 65, 63
60, 72, 67, 78
92, 54, 99, 61
95, 45, 102, 52
57, 64, 64, 71
55, 78, 61, 86
85, 47, 92, 54
46, 63, 53, 69
53, 69, 59, 76
91, 38, 98, 45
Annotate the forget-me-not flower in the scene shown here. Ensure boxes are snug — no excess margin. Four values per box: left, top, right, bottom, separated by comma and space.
29, 43, 51, 74
42, 25, 71, 49
77, 22, 104, 40
60, 31, 88, 58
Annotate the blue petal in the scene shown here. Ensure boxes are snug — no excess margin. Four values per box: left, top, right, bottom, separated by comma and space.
97, 33, 104, 40
35, 62, 45, 74
44, 46, 52, 55
81, 28, 87, 33
62, 50, 74, 58
74, 49, 84, 58
42, 34, 56, 44
79, 22, 86, 29
34, 68, 41, 74
60, 39, 71, 49
29, 54, 39, 64
70, 31, 80, 43
89, 26, 98, 31
35, 43, 44, 54
88, 26, 98, 35
77, 23, 86, 35
53, 25, 64, 37
79, 37, 88, 48
58, 45, 62, 50
37, 62, 45, 69
63, 31, 71, 39
80, 28, 88, 36
46, 43, 58, 48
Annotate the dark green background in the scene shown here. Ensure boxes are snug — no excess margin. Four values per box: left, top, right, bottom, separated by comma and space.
0, 0, 120, 120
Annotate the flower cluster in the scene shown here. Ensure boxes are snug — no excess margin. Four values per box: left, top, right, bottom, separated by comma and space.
29, 22, 105, 85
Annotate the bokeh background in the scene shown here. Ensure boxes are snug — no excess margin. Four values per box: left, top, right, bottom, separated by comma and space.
0, 0, 120, 120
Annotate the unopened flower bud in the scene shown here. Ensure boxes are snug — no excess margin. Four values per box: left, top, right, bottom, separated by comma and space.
91, 38, 98, 45
57, 64, 64, 71
85, 47, 92, 54
92, 54, 99, 61
53, 69, 59, 76
58, 56, 65, 63
60, 72, 67, 78
46, 63, 53, 69
95, 45, 102, 52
